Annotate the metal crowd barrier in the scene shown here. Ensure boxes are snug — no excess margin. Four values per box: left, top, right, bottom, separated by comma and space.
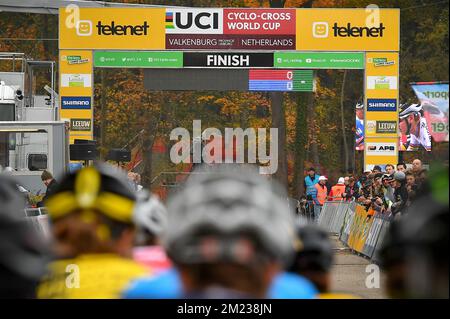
318, 201, 340, 232
339, 203, 356, 245
24, 208, 51, 239
371, 215, 392, 264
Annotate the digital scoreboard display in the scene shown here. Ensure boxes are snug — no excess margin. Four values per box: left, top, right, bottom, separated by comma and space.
248, 69, 313, 92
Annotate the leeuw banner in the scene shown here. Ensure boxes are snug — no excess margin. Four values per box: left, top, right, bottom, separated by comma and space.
411, 82, 449, 142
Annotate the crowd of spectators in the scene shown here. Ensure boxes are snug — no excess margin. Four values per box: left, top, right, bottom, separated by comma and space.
302, 158, 430, 219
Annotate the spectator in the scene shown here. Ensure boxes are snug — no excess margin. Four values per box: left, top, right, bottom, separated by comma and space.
397, 162, 407, 173
313, 176, 328, 223
38, 170, 58, 207
372, 165, 382, 174
329, 177, 345, 201
37, 164, 148, 298
381, 174, 395, 210
304, 167, 320, 200
390, 171, 409, 217
343, 176, 359, 202
385, 164, 395, 176
415, 168, 428, 190
405, 171, 418, 204
411, 159, 423, 174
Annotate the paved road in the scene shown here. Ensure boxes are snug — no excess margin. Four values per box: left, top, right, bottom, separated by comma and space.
330, 236, 387, 299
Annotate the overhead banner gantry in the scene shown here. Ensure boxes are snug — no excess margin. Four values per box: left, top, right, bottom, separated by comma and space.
58, 7, 400, 170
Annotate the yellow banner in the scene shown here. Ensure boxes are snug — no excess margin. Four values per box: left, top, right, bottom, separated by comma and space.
59, 50, 93, 142
296, 9, 399, 51
59, 8, 166, 50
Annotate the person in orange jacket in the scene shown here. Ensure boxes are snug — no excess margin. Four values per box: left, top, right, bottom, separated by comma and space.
329, 177, 346, 201
313, 176, 328, 223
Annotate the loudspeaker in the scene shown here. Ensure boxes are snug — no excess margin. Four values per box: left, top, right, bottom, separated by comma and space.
106, 149, 131, 162
70, 143, 98, 160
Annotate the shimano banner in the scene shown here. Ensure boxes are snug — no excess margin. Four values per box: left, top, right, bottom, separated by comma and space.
411, 82, 449, 142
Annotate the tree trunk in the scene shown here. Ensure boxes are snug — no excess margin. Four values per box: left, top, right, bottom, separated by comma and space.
308, 71, 320, 168
340, 70, 349, 173
99, 69, 107, 159
271, 92, 288, 187
293, 92, 310, 198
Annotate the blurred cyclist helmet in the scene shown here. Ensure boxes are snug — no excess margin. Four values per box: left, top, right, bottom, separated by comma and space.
0, 175, 49, 297
355, 102, 364, 109
133, 190, 167, 237
380, 193, 449, 298
45, 164, 137, 224
163, 165, 295, 266
399, 103, 422, 119
288, 224, 333, 273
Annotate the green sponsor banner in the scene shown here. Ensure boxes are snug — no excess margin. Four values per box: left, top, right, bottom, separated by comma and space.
94, 51, 183, 68
274, 52, 365, 69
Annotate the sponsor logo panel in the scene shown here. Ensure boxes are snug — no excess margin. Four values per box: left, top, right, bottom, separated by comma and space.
376, 121, 397, 133
59, 8, 166, 50
70, 118, 92, 131
366, 142, 397, 156
296, 9, 400, 51
366, 98, 397, 112
367, 76, 398, 90
61, 74, 92, 88
61, 96, 92, 110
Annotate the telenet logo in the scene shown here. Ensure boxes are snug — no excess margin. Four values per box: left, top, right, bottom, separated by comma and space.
75, 20, 150, 36
312, 22, 386, 38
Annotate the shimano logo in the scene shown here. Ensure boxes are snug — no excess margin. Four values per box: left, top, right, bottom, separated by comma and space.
332, 22, 385, 37
366, 98, 397, 112
96, 21, 149, 36
61, 97, 91, 110
369, 102, 395, 108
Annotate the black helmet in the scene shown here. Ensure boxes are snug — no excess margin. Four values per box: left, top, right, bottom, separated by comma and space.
45, 163, 137, 224
288, 224, 334, 273
379, 193, 449, 298
0, 175, 49, 298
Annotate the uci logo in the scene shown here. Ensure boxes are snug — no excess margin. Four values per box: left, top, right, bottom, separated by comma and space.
166, 9, 223, 34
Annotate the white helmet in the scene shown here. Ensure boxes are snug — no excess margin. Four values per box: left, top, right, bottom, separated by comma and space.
133, 190, 168, 237
399, 103, 422, 119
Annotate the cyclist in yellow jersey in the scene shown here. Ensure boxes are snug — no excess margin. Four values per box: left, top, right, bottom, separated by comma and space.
37, 164, 149, 299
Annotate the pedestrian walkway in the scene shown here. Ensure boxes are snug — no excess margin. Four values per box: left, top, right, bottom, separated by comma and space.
329, 236, 387, 299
